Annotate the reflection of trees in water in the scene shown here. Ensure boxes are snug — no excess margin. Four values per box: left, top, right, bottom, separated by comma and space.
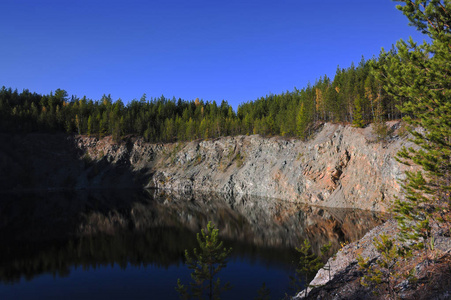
0, 190, 384, 283
0, 227, 197, 283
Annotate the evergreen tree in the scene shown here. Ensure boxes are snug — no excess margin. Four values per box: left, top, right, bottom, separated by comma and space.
254, 282, 271, 300
296, 103, 308, 140
357, 234, 402, 299
378, 0, 451, 247
358, 2, 451, 298
87, 115, 93, 136
290, 240, 331, 298
352, 96, 365, 128
176, 221, 232, 300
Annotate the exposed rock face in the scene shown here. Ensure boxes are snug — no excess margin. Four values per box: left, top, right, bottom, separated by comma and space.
295, 219, 451, 300
0, 122, 413, 211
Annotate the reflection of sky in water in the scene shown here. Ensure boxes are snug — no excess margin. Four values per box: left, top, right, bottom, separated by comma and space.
0, 262, 291, 300
0, 190, 383, 299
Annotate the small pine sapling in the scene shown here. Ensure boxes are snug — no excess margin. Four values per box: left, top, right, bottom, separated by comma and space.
290, 240, 332, 298
357, 234, 402, 299
176, 221, 232, 300
254, 282, 271, 300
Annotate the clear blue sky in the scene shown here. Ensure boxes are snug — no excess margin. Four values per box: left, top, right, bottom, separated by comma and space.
1, 0, 426, 109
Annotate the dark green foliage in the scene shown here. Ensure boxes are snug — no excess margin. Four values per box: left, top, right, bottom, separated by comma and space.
254, 282, 271, 300
352, 96, 365, 128
371, 99, 391, 142
234, 152, 244, 167
374, 0, 451, 250
358, 1, 451, 299
357, 234, 402, 298
290, 240, 332, 297
296, 103, 309, 140
372, 121, 390, 142
176, 221, 232, 300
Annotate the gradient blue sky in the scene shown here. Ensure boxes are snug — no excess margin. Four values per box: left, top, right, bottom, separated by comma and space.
1, 0, 426, 109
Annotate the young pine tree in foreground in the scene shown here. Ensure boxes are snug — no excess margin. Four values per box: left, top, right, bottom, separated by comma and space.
290, 240, 332, 298
357, 234, 404, 299
359, 0, 451, 298
176, 221, 232, 300
386, 0, 451, 252
254, 282, 271, 300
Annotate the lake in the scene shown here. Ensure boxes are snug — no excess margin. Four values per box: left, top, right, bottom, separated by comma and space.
0, 189, 384, 299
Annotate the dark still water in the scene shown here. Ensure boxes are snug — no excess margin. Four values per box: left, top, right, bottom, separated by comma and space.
0, 190, 384, 299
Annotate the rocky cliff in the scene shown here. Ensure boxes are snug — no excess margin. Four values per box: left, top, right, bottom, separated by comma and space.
0, 122, 412, 211
295, 218, 451, 300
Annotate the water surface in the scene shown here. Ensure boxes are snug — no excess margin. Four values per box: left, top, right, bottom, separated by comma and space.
0, 190, 384, 299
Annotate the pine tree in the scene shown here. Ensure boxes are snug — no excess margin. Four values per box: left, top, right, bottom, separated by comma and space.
290, 240, 331, 298
364, 75, 377, 121
372, 92, 389, 142
87, 115, 93, 136
379, 0, 451, 247
186, 117, 196, 141
352, 96, 365, 128
357, 234, 402, 299
255, 282, 271, 300
358, 3, 451, 297
296, 103, 308, 140
176, 221, 232, 300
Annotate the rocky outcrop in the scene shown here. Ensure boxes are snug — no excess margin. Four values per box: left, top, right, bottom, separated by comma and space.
0, 122, 413, 211
295, 219, 451, 300
80, 122, 412, 211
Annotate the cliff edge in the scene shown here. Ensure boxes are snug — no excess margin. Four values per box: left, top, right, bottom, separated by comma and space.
0, 122, 412, 212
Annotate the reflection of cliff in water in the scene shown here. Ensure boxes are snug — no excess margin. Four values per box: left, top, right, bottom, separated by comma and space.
0, 190, 384, 283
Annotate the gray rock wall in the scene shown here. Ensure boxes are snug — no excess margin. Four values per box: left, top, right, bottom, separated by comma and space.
74, 122, 413, 212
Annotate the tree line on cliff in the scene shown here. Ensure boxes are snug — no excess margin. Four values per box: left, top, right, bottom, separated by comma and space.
1, 49, 403, 142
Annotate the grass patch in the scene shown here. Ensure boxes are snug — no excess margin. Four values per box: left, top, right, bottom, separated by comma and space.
235, 152, 244, 167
